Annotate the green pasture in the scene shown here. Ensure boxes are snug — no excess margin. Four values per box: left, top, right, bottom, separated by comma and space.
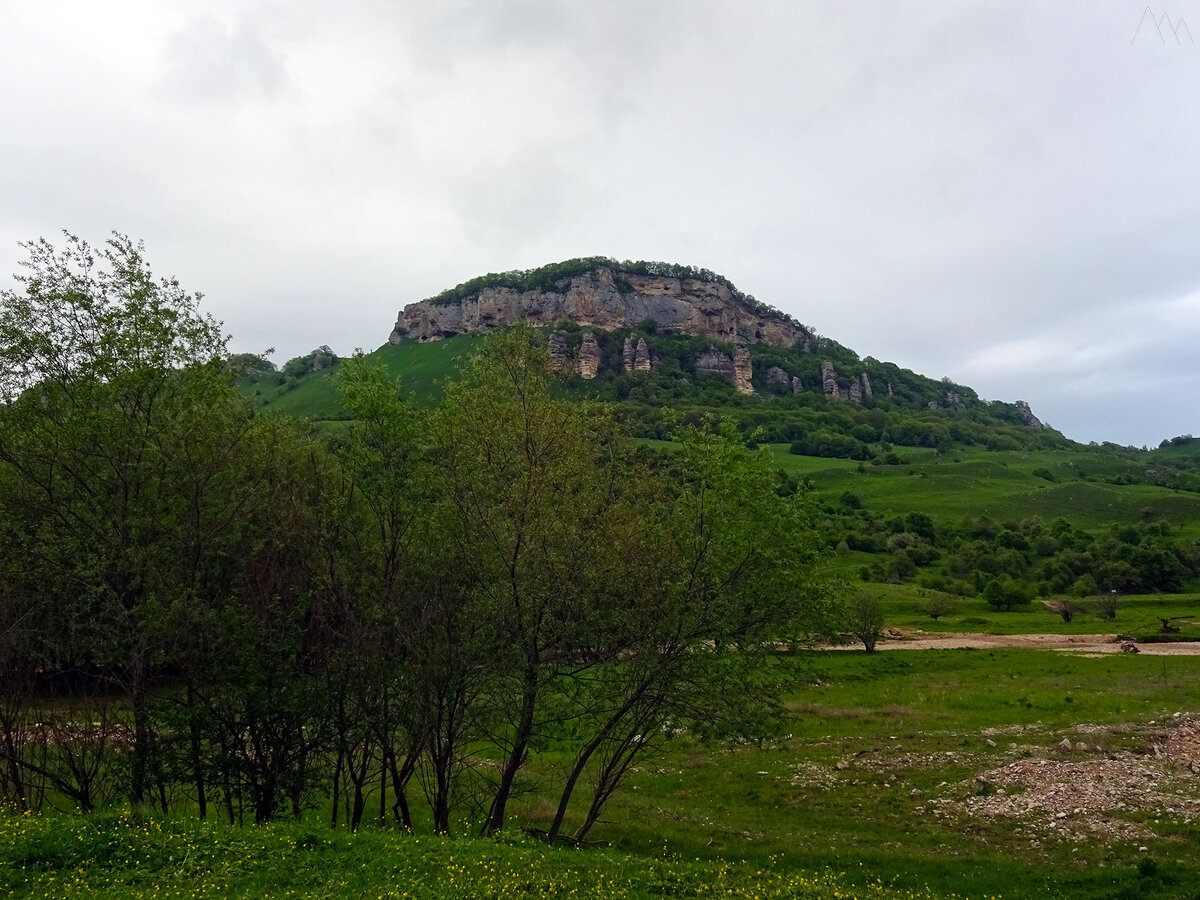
850, 583, 1200, 638
242, 337, 482, 420
520, 649, 1200, 900
0, 811, 940, 899
755, 444, 1200, 537
8, 649, 1200, 899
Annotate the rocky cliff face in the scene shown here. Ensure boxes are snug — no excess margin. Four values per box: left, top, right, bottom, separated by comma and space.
819, 360, 873, 404
765, 366, 791, 391
391, 267, 809, 348
696, 347, 736, 383
548, 331, 570, 372
732, 348, 754, 395
1015, 401, 1044, 429
633, 338, 652, 372
578, 333, 601, 379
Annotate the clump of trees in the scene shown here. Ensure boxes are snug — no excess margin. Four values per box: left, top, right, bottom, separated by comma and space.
845, 500, 1200, 600
281, 345, 338, 378
0, 234, 838, 839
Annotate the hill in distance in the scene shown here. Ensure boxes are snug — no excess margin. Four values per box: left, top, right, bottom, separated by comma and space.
238, 258, 1200, 558
246, 258, 1048, 434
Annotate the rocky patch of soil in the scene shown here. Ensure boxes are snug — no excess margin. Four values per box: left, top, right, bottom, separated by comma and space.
947, 716, 1200, 844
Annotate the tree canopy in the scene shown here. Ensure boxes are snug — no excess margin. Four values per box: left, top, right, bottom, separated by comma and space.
0, 237, 837, 836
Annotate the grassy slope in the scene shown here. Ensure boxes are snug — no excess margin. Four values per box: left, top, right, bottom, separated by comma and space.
760, 445, 1200, 540
852, 584, 1200, 637
246, 335, 1197, 543
247, 344, 1200, 637
243, 337, 484, 420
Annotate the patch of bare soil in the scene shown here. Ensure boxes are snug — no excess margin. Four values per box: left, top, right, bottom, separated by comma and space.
843, 631, 1200, 655
946, 716, 1200, 845
791, 717, 1200, 847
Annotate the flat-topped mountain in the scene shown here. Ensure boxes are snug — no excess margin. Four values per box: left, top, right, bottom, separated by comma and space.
390, 258, 812, 348
371, 256, 1056, 423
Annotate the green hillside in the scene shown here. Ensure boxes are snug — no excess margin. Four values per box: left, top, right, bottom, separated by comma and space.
761, 445, 1200, 537
240, 329, 1200, 605
240, 336, 483, 420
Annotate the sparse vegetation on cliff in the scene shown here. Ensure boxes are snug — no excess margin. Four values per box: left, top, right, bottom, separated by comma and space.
421, 256, 802, 327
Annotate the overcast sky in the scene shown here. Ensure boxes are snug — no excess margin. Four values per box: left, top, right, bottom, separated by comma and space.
1, 1, 1197, 446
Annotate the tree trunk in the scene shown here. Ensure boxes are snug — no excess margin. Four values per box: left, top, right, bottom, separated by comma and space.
129, 642, 150, 808
573, 726, 650, 843
329, 748, 343, 827
546, 685, 652, 842
186, 684, 207, 820
348, 740, 372, 831
483, 664, 538, 836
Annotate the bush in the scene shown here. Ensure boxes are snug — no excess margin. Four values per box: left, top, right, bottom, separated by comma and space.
983, 577, 1033, 611
849, 595, 885, 652
1046, 599, 1079, 622
921, 595, 956, 620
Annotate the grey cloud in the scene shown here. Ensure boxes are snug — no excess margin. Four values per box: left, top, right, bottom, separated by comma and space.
2, 1, 1199, 446
159, 15, 289, 106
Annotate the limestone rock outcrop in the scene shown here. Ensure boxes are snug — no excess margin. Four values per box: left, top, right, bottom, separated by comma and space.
391, 267, 810, 348
695, 347, 736, 384
818, 360, 869, 404
792, 376, 803, 393
578, 333, 601, 379
766, 366, 791, 392
732, 348, 754, 395
821, 361, 838, 397
633, 338, 652, 372
622, 336, 636, 372
1015, 400, 1044, 429
548, 331, 570, 372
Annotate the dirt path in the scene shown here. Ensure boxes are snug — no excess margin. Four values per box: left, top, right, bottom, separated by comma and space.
835, 631, 1200, 655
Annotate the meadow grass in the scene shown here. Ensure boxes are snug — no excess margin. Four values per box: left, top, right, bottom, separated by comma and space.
756, 445, 1200, 536
4, 651, 1199, 898
520, 649, 1200, 900
0, 809, 960, 899
243, 337, 483, 420
852, 584, 1200, 638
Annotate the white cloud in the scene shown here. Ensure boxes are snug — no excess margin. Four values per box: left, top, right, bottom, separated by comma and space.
159, 14, 289, 106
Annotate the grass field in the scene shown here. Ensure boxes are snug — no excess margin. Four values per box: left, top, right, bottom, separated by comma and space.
516, 649, 1200, 900
243, 337, 483, 420
757, 445, 1200, 540
6, 649, 1200, 899
0, 812, 953, 900
836, 584, 1200, 638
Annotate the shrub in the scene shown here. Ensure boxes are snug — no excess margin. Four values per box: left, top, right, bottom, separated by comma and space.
849, 595, 885, 652
1046, 599, 1079, 623
921, 595, 956, 620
